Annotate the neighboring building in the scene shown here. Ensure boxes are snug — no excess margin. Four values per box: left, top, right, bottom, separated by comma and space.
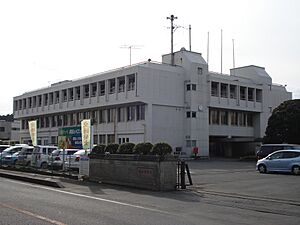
13, 48, 292, 157
0, 120, 20, 144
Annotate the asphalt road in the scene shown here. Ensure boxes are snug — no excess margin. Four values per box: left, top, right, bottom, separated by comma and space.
0, 159, 299, 225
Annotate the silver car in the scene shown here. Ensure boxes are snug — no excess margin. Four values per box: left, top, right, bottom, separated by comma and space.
256, 150, 300, 175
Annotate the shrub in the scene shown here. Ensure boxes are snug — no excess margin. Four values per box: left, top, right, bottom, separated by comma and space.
117, 143, 135, 154
91, 144, 106, 154
133, 142, 153, 155
151, 142, 172, 156
105, 143, 119, 154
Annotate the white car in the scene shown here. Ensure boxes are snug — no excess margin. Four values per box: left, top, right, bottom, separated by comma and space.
48, 149, 81, 170
65, 149, 90, 171
31, 145, 58, 169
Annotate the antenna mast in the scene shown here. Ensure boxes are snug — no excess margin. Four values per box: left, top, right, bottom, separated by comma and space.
189, 25, 191, 51
120, 45, 141, 66
221, 29, 223, 74
167, 14, 178, 65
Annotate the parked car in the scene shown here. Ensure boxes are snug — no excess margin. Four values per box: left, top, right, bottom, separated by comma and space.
16, 146, 34, 166
2, 152, 20, 165
48, 149, 80, 170
31, 145, 58, 169
256, 144, 300, 160
65, 149, 90, 171
256, 150, 300, 175
0, 145, 10, 153
0, 145, 25, 163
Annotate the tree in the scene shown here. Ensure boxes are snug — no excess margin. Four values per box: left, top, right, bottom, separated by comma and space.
263, 99, 300, 144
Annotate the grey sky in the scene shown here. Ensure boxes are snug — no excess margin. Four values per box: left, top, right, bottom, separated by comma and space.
1, 0, 299, 115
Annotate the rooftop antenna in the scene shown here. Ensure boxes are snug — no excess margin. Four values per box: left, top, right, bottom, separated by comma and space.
207, 31, 210, 65
232, 39, 236, 75
120, 45, 142, 65
167, 14, 178, 65
221, 29, 223, 74
189, 25, 191, 51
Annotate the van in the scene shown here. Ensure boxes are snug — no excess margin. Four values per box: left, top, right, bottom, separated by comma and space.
31, 145, 58, 169
256, 144, 300, 160
16, 146, 34, 166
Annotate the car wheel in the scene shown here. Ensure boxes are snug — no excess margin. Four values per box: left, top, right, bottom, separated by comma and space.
258, 164, 267, 173
41, 162, 48, 169
13, 159, 18, 165
292, 166, 300, 175
26, 161, 31, 166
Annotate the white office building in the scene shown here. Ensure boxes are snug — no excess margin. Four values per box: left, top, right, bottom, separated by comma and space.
13, 48, 292, 157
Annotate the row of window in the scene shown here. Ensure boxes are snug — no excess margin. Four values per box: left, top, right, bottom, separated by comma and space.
209, 109, 254, 127
210, 81, 262, 102
20, 104, 145, 130
15, 74, 136, 111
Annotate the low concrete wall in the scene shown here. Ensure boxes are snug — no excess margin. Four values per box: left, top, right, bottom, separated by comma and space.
89, 155, 177, 191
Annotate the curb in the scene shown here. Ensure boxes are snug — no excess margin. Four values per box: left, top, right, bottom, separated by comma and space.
0, 170, 64, 188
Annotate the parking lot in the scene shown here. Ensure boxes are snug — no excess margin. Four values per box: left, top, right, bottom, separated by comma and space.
187, 159, 299, 203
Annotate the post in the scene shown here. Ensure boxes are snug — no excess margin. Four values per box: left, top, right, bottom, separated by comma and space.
189, 25, 191, 51
167, 15, 178, 66
180, 160, 186, 189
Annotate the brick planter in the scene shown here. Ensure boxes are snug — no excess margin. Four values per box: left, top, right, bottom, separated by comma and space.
89, 154, 177, 191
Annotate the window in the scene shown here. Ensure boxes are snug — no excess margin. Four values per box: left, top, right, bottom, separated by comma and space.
230, 85, 237, 99
55, 92, 60, 104
28, 98, 32, 108
0, 127, 5, 132
186, 140, 197, 147
211, 82, 219, 97
33, 96, 37, 107
197, 67, 203, 75
247, 113, 253, 127
248, 88, 254, 101
238, 112, 246, 126
186, 111, 191, 118
23, 99, 27, 109
127, 74, 135, 91
62, 89, 67, 102
118, 107, 126, 122
107, 108, 115, 123
136, 105, 145, 120
68, 88, 74, 101
91, 83, 97, 97
99, 135, 105, 144
107, 134, 115, 144
57, 115, 63, 127
221, 83, 228, 98
256, 89, 262, 102
230, 112, 238, 126
220, 111, 228, 125
75, 86, 80, 100
84, 85, 89, 98
38, 95, 42, 106
240, 86, 246, 100
45, 117, 50, 128
99, 81, 105, 96
187, 111, 196, 118
118, 77, 125, 92
51, 116, 57, 127
109, 79, 115, 94
127, 106, 135, 121
210, 109, 219, 124
91, 111, 98, 124
93, 135, 98, 145
99, 110, 106, 123
63, 114, 68, 126
48, 93, 53, 105
187, 84, 196, 91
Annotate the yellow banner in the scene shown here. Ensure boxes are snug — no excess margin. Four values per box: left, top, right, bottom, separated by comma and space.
28, 120, 37, 146
81, 119, 91, 150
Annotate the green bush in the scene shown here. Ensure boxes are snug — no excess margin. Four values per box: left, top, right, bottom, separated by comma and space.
151, 142, 172, 156
105, 143, 119, 154
117, 143, 135, 154
133, 142, 153, 155
91, 144, 106, 154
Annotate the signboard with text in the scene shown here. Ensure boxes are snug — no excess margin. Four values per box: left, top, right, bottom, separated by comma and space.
58, 126, 82, 149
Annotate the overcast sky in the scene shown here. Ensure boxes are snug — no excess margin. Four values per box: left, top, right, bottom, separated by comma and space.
1, 0, 299, 115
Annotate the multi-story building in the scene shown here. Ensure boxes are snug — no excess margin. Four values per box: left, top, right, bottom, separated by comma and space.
13, 48, 291, 157
0, 120, 20, 144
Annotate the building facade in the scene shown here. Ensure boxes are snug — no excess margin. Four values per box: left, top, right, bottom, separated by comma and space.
0, 120, 20, 144
13, 49, 292, 157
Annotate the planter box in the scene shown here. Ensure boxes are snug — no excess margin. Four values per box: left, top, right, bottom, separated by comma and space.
89, 154, 177, 191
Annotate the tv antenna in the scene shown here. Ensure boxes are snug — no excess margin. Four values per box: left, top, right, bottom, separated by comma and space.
120, 45, 142, 65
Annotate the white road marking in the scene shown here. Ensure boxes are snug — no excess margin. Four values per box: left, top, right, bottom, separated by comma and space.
5, 179, 170, 214
0, 202, 66, 225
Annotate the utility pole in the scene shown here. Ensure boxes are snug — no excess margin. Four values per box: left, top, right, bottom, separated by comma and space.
189, 25, 191, 51
167, 14, 177, 66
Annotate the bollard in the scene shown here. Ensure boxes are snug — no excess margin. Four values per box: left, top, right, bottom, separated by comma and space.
180, 160, 186, 189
